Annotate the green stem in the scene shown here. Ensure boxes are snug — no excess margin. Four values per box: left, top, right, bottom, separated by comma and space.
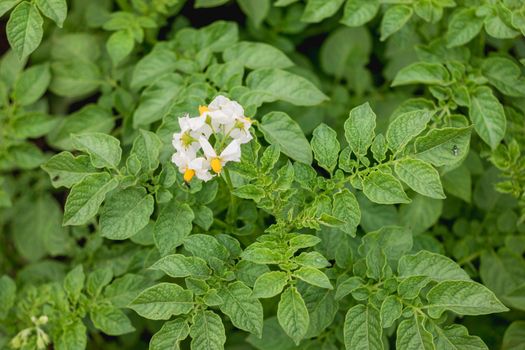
222, 168, 238, 226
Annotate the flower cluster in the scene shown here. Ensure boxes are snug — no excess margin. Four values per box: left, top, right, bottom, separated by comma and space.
171, 95, 252, 182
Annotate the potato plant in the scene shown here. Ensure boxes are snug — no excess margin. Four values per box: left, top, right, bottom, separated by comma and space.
1, 0, 525, 349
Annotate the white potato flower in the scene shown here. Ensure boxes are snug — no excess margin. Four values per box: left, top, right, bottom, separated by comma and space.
171, 149, 213, 182
172, 114, 212, 154
171, 95, 251, 182
226, 116, 253, 144
199, 136, 241, 174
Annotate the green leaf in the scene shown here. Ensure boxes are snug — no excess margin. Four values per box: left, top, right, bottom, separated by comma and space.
502, 321, 525, 350
484, 8, 519, 39
73, 133, 122, 169
482, 57, 525, 97
6, 2, 43, 59
295, 252, 330, 269
190, 310, 226, 350
398, 276, 431, 299
469, 86, 506, 149
430, 323, 488, 350
56, 319, 87, 350
366, 246, 387, 280
359, 226, 412, 261
278, 286, 309, 345
11, 194, 67, 259
260, 111, 312, 164
64, 265, 85, 302
392, 62, 450, 87
386, 110, 432, 151
399, 194, 442, 235
241, 245, 283, 265
12, 63, 50, 105
237, 0, 270, 27
441, 164, 471, 203
50, 60, 101, 97
344, 102, 376, 156
223, 41, 293, 70
0, 0, 21, 17
90, 304, 135, 336
219, 281, 263, 337
150, 318, 190, 350
184, 234, 229, 263
104, 274, 151, 308
245, 68, 328, 107
86, 268, 113, 297
63, 173, 118, 226
107, 29, 134, 65
341, 0, 379, 27
100, 187, 154, 240
154, 200, 194, 256
289, 234, 321, 251
252, 271, 288, 298
150, 254, 211, 279
446, 8, 484, 48
301, 0, 344, 23
336, 276, 365, 300
394, 158, 445, 199
427, 280, 508, 318
246, 317, 297, 350
380, 295, 402, 328
130, 130, 163, 172
132, 73, 184, 127
42, 152, 98, 188
332, 189, 360, 236
344, 304, 383, 350
302, 285, 338, 338
232, 184, 265, 201
7, 142, 47, 169
414, 127, 472, 166
35, 0, 67, 27
396, 315, 434, 350
380, 5, 413, 41
47, 105, 114, 150
320, 26, 372, 86
398, 251, 470, 281
363, 170, 411, 205
294, 267, 333, 289
0, 276, 16, 318
129, 283, 193, 320
194, 0, 229, 7
11, 112, 57, 139
131, 46, 178, 89
311, 123, 340, 173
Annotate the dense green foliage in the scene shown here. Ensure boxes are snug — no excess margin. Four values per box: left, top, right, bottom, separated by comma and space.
1, 0, 525, 349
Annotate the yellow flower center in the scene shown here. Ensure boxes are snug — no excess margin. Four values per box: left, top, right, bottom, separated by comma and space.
181, 132, 194, 147
211, 158, 222, 173
183, 169, 195, 182
199, 105, 209, 115
234, 120, 245, 130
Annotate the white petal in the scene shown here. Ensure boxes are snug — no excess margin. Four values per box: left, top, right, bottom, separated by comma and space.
223, 101, 244, 118
187, 115, 206, 130
172, 132, 182, 148
199, 136, 217, 158
196, 170, 214, 181
171, 151, 190, 172
230, 129, 253, 144
189, 157, 209, 171
178, 115, 192, 131
192, 123, 213, 138
209, 110, 234, 126
220, 140, 241, 162
209, 95, 230, 110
